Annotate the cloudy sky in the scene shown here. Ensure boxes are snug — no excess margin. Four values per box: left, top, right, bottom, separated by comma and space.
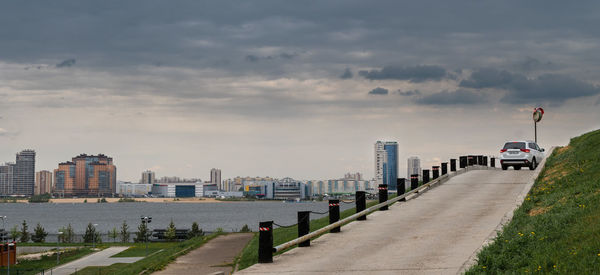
1, 1, 599, 182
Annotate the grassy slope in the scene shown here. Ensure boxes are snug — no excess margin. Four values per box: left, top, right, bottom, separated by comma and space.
237, 197, 395, 270
467, 129, 600, 274
0, 248, 94, 275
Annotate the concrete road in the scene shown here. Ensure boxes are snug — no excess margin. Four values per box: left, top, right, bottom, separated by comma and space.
238, 169, 537, 275
46, 246, 142, 275
154, 233, 254, 275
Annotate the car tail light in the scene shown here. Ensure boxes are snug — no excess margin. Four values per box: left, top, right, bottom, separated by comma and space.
500, 149, 507, 153
520, 149, 530, 153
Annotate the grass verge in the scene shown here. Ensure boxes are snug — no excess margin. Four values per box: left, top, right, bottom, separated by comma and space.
75, 233, 222, 275
237, 196, 397, 270
466, 129, 600, 274
0, 247, 94, 275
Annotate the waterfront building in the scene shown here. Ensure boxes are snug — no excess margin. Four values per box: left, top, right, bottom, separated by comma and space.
407, 156, 422, 181
343, 172, 363, 181
307, 179, 373, 195
13, 150, 36, 196
241, 177, 309, 200
34, 170, 53, 195
0, 163, 15, 195
54, 154, 116, 196
141, 170, 155, 184
151, 182, 204, 198
117, 181, 152, 196
210, 168, 222, 189
375, 141, 398, 191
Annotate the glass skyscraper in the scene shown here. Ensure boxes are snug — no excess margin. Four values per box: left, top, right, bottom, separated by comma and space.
375, 141, 398, 191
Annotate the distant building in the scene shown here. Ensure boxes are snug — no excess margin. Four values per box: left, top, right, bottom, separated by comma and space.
13, 150, 36, 196
343, 172, 363, 181
0, 163, 15, 195
54, 154, 116, 196
375, 141, 398, 191
35, 170, 53, 195
210, 168, 221, 189
407, 156, 422, 180
117, 181, 152, 196
141, 170, 155, 184
242, 177, 309, 200
307, 179, 373, 195
151, 182, 204, 198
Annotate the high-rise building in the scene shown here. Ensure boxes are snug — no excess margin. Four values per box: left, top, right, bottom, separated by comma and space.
0, 163, 16, 195
35, 170, 53, 195
14, 150, 36, 196
407, 156, 422, 180
54, 154, 116, 196
210, 168, 222, 189
374, 141, 398, 191
141, 170, 155, 184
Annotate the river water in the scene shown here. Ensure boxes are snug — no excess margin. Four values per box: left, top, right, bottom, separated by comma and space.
0, 201, 354, 241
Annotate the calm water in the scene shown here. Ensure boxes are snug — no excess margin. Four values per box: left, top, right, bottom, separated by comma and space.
0, 201, 353, 240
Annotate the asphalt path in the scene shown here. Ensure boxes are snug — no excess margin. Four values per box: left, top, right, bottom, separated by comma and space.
237, 168, 537, 275
45, 246, 142, 275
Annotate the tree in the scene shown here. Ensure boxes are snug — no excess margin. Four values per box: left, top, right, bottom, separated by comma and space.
31, 223, 48, 243
120, 221, 130, 243
10, 225, 21, 242
164, 219, 176, 241
59, 224, 75, 243
108, 227, 119, 243
83, 223, 99, 243
188, 222, 203, 238
239, 224, 251, 233
134, 221, 148, 243
20, 220, 30, 242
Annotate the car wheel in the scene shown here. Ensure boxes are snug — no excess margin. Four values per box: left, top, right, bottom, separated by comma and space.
514, 166, 521, 170
529, 158, 537, 170
502, 165, 508, 170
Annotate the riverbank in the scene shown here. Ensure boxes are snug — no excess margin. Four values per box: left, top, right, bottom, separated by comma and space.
49, 197, 222, 203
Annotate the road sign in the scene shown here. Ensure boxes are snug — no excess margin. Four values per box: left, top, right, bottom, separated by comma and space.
533, 107, 544, 122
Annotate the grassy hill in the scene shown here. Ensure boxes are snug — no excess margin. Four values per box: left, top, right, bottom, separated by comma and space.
467, 129, 600, 274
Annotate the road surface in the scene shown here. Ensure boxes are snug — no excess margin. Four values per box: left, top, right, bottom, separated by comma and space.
238, 168, 537, 275
46, 246, 142, 275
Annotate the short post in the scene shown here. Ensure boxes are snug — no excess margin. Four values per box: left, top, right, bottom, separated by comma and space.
468, 155, 475, 166
477, 155, 483, 165
356, 191, 366, 221
490, 157, 496, 168
483, 156, 488, 166
410, 174, 418, 190
460, 156, 467, 168
397, 178, 406, 201
432, 166, 440, 180
441, 162, 448, 175
328, 199, 340, 233
297, 211, 310, 247
423, 169, 430, 184
258, 221, 273, 263
378, 184, 388, 211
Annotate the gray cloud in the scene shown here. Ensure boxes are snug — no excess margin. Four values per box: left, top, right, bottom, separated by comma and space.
415, 90, 488, 105
56, 58, 76, 68
460, 68, 600, 104
359, 65, 447, 82
340, 68, 353, 79
368, 87, 389, 95
397, 89, 421, 96
245, 53, 297, 63
512, 57, 557, 72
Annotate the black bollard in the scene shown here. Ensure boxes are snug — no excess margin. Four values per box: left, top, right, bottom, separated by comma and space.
450, 159, 457, 172
432, 166, 440, 179
478, 155, 484, 165
468, 155, 475, 166
397, 178, 406, 201
483, 156, 488, 166
490, 157, 496, 168
378, 184, 388, 211
356, 191, 367, 220
441, 162, 448, 175
410, 174, 419, 190
329, 199, 340, 233
258, 221, 273, 263
460, 156, 467, 168
423, 169, 430, 184
298, 211, 310, 247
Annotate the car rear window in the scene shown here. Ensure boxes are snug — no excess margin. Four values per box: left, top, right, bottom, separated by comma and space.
503, 142, 525, 149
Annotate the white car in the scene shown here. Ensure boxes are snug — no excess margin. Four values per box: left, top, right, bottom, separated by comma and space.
499, 140, 545, 170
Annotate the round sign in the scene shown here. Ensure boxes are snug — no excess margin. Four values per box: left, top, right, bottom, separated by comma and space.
533, 107, 544, 122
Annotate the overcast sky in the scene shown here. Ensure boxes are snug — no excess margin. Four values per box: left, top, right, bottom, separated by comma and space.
1, 1, 599, 182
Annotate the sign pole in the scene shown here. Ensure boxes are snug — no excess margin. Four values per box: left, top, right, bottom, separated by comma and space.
535, 121, 537, 143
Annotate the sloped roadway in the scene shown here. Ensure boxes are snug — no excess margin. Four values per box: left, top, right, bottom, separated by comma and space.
237, 168, 538, 275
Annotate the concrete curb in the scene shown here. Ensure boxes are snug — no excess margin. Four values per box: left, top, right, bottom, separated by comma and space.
458, 147, 557, 274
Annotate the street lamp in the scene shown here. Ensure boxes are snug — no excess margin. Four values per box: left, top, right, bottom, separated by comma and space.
7, 242, 14, 275
92, 224, 98, 249
57, 231, 63, 265
141, 216, 152, 257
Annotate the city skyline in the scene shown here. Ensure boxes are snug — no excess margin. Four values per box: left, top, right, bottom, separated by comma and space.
1, 1, 599, 181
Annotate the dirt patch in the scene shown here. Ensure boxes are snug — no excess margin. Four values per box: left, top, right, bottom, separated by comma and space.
529, 206, 552, 216
555, 146, 571, 155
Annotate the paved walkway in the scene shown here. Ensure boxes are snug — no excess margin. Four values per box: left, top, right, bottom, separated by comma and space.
238, 168, 539, 274
154, 233, 254, 275
46, 246, 142, 275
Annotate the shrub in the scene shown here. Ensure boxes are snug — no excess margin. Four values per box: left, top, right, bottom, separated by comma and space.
31, 223, 48, 243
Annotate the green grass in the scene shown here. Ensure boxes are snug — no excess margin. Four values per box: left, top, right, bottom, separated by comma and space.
467, 129, 600, 274
237, 197, 396, 270
0, 247, 94, 275
110, 242, 178, 257
75, 233, 222, 275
